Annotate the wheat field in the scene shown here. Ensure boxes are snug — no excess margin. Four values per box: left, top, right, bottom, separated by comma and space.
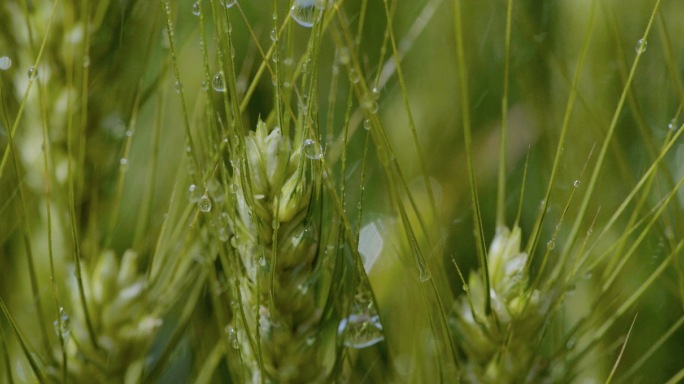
1, 0, 684, 382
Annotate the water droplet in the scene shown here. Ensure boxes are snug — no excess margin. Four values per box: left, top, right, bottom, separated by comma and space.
635, 38, 647, 54
270, 28, 278, 42
371, 87, 380, 98
125, 129, 133, 137
224, 325, 239, 348
220, 0, 237, 8
338, 289, 384, 349
27, 66, 38, 79
668, 118, 677, 131
192, 1, 201, 15
363, 119, 371, 131
573, 180, 580, 188
283, 57, 294, 66
361, 95, 378, 114
201, 80, 208, 91
418, 263, 431, 282
258, 256, 267, 267
306, 335, 316, 346
303, 139, 323, 160
583, 271, 593, 280
230, 235, 238, 248
212, 71, 226, 92
290, 0, 322, 28
119, 158, 128, 167
53, 307, 70, 339
0, 56, 12, 70
546, 239, 555, 250
199, 195, 212, 212
586, 228, 593, 236
187, 184, 200, 203
337, 313, 384, 349
174, 81, 182, 93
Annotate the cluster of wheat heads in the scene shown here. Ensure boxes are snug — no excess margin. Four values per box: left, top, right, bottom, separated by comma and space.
2, 0, 684, 383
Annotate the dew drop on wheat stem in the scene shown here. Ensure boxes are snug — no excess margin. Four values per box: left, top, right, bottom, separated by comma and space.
337, 313, 384, 349
192, 1, 200, 16
303, 139, 323, 160
635, 38, 647, 54
290, 0, 325, 28
217, 227, 229, 242
573, 180, 580, 188
270, 28, 277, 42
220, 0, 236, 8
363, 119, 371, 131
187, 184, 199, 203
53, 307, 70, 339
212, 71, 226, 92
198, 195, 212, 213
668, 118, 677, 131
27, 66, 38, 79
361, 95, 378, 114
224, 325, 239, 349
0, 56, 11, 70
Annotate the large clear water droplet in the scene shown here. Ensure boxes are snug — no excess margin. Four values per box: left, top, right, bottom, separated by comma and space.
337, 296, 385, 349
338, 288, 384, 349
303, 139, 323, 160
0, 56, 11, 71
290, 0, 324, 28
337, 313, 384, 349
192, 1, 200, 16
212, 71, 226, 92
